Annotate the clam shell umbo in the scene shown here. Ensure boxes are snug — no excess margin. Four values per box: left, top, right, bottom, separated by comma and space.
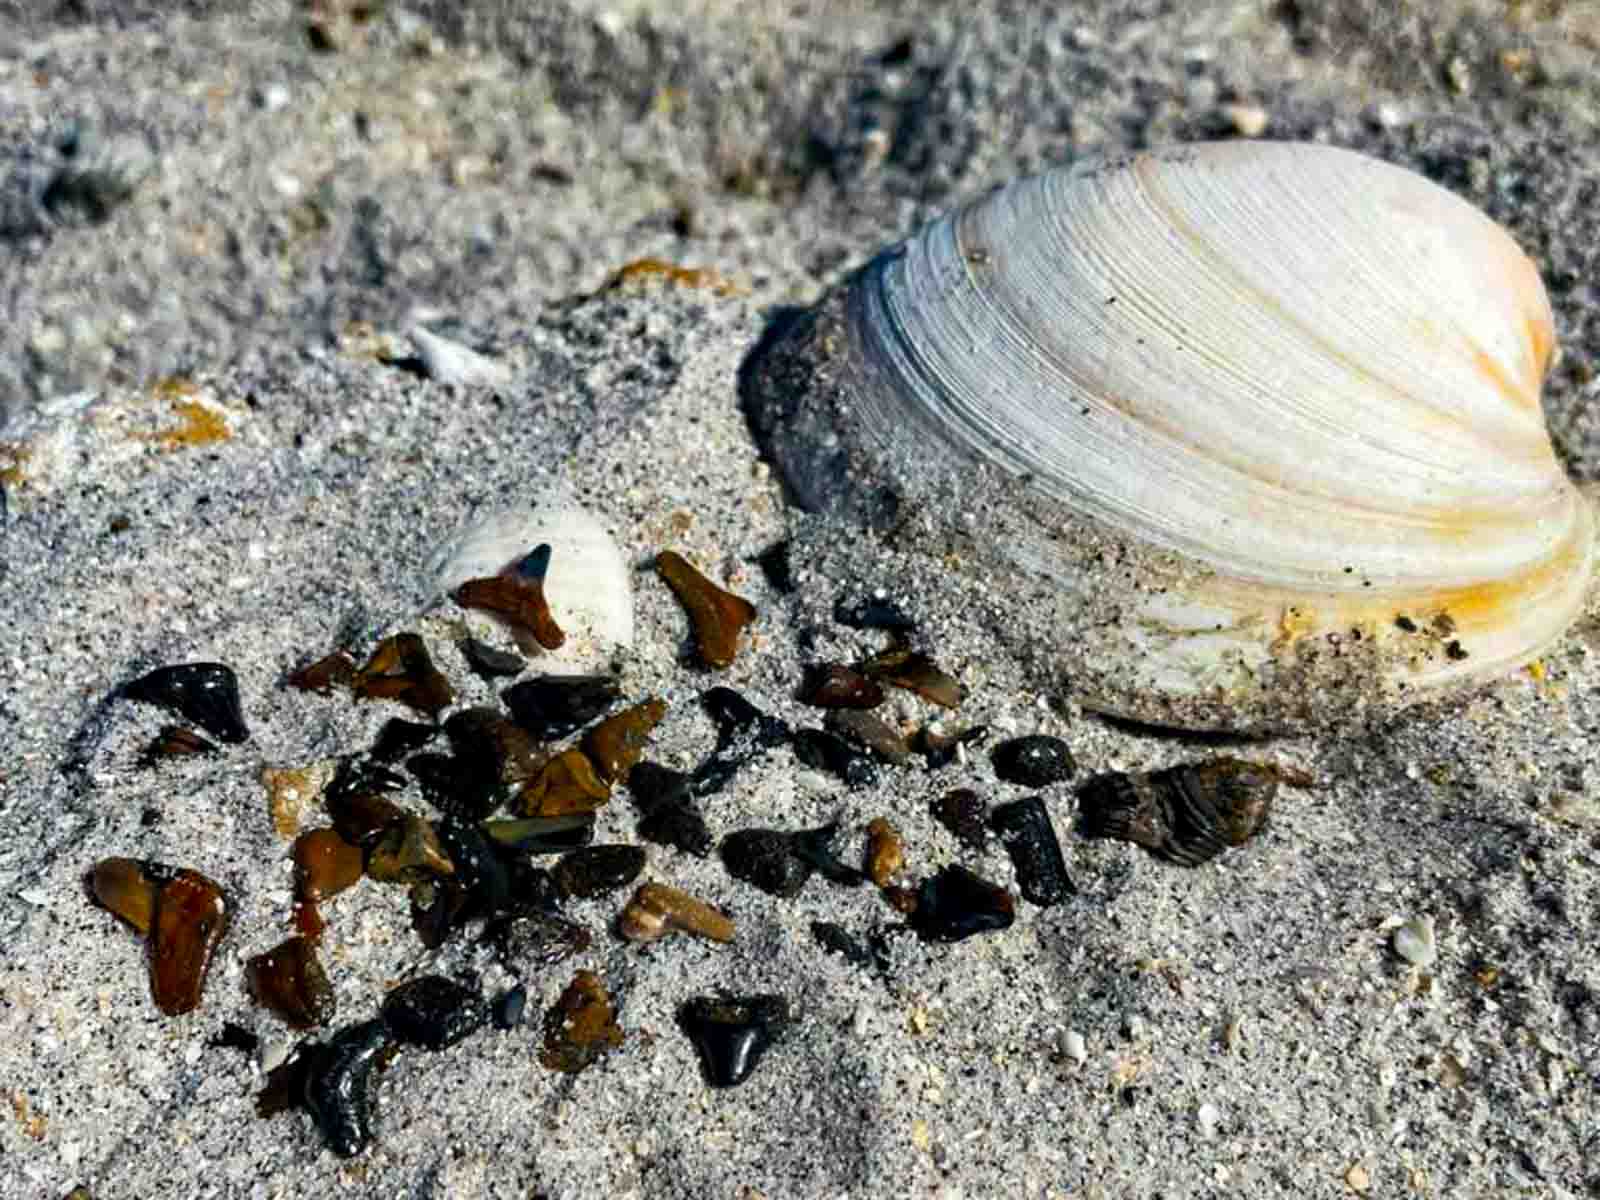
746, 141, 1595, 731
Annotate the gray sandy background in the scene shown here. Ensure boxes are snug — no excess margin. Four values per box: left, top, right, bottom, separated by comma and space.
2, 1, 1599, 1197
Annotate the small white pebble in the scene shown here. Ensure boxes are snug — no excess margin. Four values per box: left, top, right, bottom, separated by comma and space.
256, 83, 290, 112
1392, 915, 1437, 967
1059, 1029, 1087, 1065
1221, 103, 1268, 138
411, 326, 512, 388
259, 1037, 291, 1074
1197, 1101, 1221, 1138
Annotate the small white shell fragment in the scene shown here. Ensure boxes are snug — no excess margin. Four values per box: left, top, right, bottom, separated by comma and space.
1196, 1101, 1222, 1138
409, 325, 512, 388
1058, 1029, 1087, 1065
1392, 915, 1438, 967
429, 490, 633, 666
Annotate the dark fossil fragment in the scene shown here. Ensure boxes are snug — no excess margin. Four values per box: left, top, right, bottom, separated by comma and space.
552, 844, 647, 899
123, 662, 250, 743
503, 674, 620, 739
370, 718, 438, 763
824, 707, 910, 765
909, 865, 1015, 943
352, 633, 454, 717
628, 762, 713, 857
790, 821, 867, 886
990, 796, 1074, 906
791, 727, 879, 789
917, 723, 989, 769
721, 828, 812, 898
484, 908, 592, 972
482, 813, 597, 856
931, 788, 989, 849
139, 724, 217, 765
692, 687, 791, 797
811, 921, 873, 967
539, 969, 623, 1074
1077, 757, 1297, 867
800, 662, 884, 709
247, 935, 337, 1030
678, 994, 791, 1088
381, 974, 488, 1051
460, 637, 525, 679
301, 1019, 397, 1158
992, 735, 1076, 787
493, 983, 528, 1030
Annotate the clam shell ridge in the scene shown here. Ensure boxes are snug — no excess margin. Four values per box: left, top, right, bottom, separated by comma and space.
746, 141, 1594, 730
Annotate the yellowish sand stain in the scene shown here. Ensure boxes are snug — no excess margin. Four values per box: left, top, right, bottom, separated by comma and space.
0, 442, 31, 487
137, 384, 232, 450
609, 257, 742, 297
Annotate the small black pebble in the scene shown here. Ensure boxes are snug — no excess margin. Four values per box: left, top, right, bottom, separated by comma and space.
503, 675, 620, 739
992, 735, 1075, 787
722, 828, 813, 898
811, 921, 872, 967
371, 718, 438, 763
381, 975, 488, 1051
210, 1021, 259, 1055
493, 983, 527, 1030
461, 637, 526, 679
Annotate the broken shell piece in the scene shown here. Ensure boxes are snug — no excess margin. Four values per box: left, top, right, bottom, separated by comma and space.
618, 881, 734, 944
409, 324, 513, 388
656, 550, 756, 669
1392, 915, 1438, 967
430, 496, 633, 668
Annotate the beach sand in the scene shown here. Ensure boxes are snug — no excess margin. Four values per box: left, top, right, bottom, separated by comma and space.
2, 3, 1598, 1197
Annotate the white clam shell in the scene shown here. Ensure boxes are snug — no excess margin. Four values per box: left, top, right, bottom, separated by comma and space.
429, 491, 633, 666
747, 141, 1595, 731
